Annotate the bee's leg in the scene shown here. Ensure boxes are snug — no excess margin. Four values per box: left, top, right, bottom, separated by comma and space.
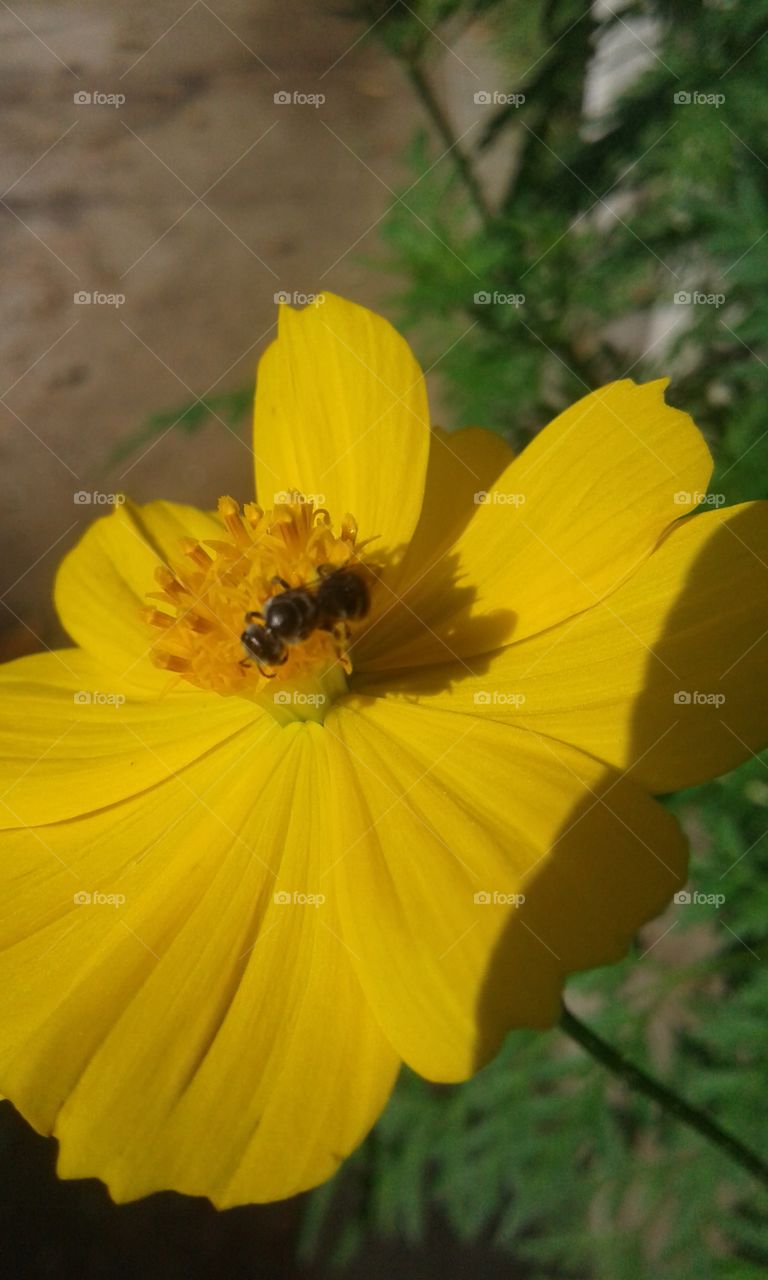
239, 658, 252, 668
331, 622, 353, 674
257, 650, 288, 678
244, 610, 265, 623
332, 646, 352, 675
270, 577, 291, 591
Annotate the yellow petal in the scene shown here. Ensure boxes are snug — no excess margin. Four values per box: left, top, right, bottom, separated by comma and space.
252, 294, 430, 557
0, 722, 398, 1206
324, 699, 686, 1082
0, 648, 257, 826
363, 502, 768, 794
360, 379, 712, 670
55, 499, 224, 693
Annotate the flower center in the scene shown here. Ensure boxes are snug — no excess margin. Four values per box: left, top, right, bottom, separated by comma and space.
145, 496, 372, 719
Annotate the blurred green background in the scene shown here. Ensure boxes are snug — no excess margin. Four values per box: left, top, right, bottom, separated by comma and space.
4, 1, 768, 1276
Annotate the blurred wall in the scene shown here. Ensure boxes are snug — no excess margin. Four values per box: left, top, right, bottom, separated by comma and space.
0, 0, 414, 653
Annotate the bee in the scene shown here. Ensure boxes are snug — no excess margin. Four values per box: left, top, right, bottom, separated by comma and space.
241, 565, 370, 676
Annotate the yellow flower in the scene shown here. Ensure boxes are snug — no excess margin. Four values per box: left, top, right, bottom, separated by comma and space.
1, 293, 767, 1207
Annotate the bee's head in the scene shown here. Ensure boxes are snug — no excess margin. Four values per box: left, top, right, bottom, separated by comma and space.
241, 622, 283, 664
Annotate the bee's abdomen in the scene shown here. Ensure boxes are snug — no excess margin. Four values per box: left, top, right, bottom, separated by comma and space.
317, 571, 369, 623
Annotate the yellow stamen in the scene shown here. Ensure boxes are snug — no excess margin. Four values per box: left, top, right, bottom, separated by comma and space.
180, 538, 214, 570
218, 495, 251, 546
154, 653, 191, 674
145, 495, 372, 709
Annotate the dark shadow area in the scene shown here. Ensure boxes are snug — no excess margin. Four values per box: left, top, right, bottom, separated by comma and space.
477, 503, 768, 1053
354, 546, 517, 695
0, 1103, 531, 1279
0, 1102, 300, 1279
352, 424, 519, 680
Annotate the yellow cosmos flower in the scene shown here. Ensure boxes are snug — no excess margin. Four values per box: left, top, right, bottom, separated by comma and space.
1, 293, 767, 1208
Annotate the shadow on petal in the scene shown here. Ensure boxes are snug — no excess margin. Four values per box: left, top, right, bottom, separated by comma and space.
475, 503, 768, 1063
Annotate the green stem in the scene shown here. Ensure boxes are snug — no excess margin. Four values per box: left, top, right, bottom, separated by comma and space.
404, 59, 492, 228
560, 1005, 768, 1190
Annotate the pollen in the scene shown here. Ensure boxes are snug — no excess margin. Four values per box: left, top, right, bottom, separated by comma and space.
146, 496, 371, 700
